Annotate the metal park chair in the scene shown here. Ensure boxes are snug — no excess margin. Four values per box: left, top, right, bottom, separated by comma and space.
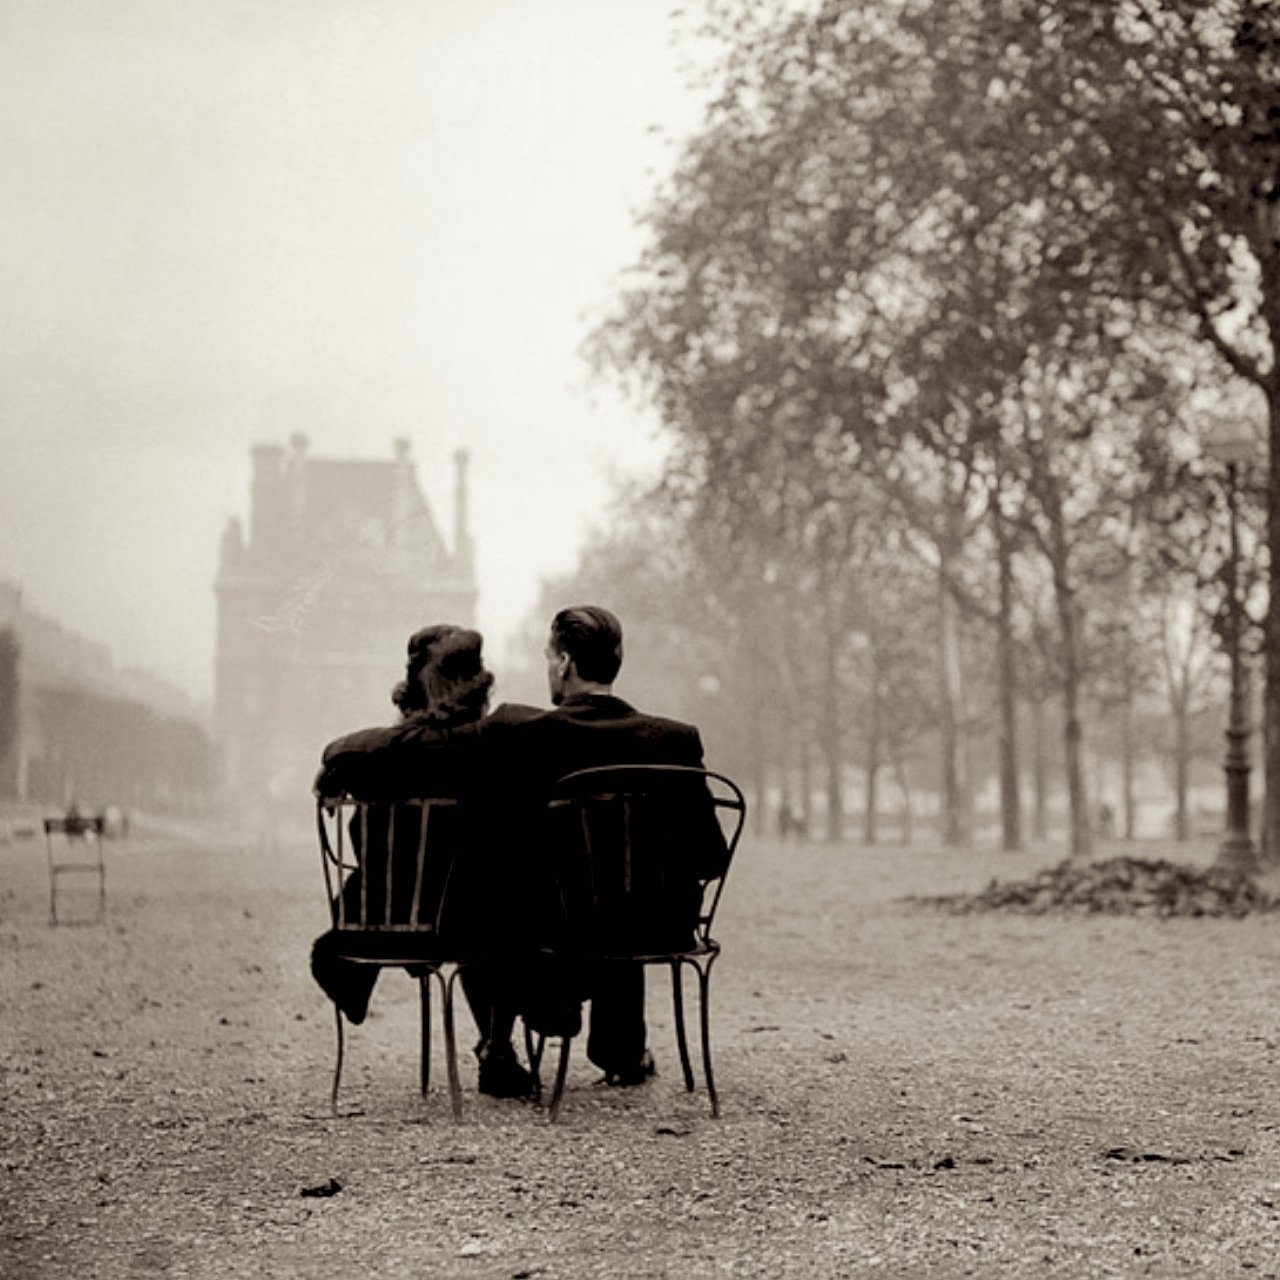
524, 765, 746, 1122
316, 794, 478, 1119
44, 813, 107, 926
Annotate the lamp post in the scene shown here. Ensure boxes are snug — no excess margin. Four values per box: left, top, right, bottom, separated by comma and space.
1205, 419, 1257, 872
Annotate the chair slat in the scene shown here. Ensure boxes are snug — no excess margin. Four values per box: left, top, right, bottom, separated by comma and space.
358, 804, 369, 928
384, 805, 397, 928
410, 803, 429, 929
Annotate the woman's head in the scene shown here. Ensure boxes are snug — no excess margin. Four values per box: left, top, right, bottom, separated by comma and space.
391, 624, 494, 726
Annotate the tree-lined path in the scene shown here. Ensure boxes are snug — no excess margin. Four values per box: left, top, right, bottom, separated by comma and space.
4, 827, 1280, 1277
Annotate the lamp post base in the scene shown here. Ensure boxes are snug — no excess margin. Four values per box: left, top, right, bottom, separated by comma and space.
1216, 831, 1258, 875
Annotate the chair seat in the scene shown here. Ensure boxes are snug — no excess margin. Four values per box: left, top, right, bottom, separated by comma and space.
545, 916, 706, 956
540, 936, 720, 965
329, 928, 451, 967
615, 938, 720, 964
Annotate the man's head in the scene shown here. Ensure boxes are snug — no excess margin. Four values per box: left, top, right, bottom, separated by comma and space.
546, 605, 623, 704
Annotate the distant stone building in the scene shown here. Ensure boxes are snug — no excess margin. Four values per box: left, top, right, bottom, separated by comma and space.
213, 434, 475, 809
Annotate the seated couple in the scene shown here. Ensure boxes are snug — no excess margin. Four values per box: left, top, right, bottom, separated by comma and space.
311, 605, 728, 1100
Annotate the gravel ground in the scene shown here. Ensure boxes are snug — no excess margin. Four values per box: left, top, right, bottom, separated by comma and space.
4, 823, 1280, 1279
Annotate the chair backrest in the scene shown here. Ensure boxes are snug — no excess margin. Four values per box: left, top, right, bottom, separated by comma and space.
540, 764, 746, 956
316, 795, 469, 940
44, 815, 106, 838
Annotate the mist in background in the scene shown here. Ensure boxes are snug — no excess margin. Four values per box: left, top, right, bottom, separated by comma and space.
0, 0, 707, 702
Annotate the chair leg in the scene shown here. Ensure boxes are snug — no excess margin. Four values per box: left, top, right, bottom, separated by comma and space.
331, 1005, 346, 1116
547, 1037, 572, 1123
696, 955, 719, 1119
441, 968, 464, 1122
419, 974, 431, 1096
524, 1022, 544, 1103
670, 961, 695, 1092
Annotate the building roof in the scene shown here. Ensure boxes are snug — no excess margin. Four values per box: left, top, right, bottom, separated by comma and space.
224, 436, 464, 584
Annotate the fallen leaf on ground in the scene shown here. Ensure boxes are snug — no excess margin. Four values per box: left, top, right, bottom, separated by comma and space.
299, 1178, 342, 1198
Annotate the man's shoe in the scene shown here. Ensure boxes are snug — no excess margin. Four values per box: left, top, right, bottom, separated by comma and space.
602, 1049, 656, 1088
476, 1045, 535, 1099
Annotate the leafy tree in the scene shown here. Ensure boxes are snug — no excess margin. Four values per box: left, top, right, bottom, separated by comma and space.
593, 0, 1279, 859
929, 0, 1280, 851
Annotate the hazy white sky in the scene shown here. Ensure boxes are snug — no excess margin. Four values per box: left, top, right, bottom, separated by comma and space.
0, 0, 711, 700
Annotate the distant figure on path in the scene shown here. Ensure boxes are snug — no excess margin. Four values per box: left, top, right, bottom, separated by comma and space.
778, 797, 807, 840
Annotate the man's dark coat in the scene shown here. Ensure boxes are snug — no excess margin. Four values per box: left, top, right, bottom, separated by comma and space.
479, 693, 729, 1074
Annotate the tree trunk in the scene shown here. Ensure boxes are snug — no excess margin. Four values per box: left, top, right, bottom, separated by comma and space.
1120, 501, 1137, 841
776, 696, 795, 841
895, 755, 913, 845
1054, 579, 1093, 860
936, 543, 970, 846
1121, 692, 1136, 840
744, 642, 769, 837
1260, 667, 1270, 858
1031, 693, 1048, 841
993, 496, 1022, 850
863, 762, 879, 845
1173, 688, 1190, 842
863, 654, 883, 845
799, 737, 812, 833
1265, 373, 1280, 862
1091, 746, 1106, 838
1035, 472, 1094, 861
0, 630, 18, 800
821, 613, 843, 843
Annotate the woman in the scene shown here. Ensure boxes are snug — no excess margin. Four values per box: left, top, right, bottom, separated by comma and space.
314, 622, 495, 800
310, 623, 538, 1098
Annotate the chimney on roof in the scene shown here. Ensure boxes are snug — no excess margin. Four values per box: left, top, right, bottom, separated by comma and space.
249, 442, 285, 552
286, 431, 309, 526
218, 516, 246, 573
453, 449, 473, 569
390, 436, 416, 537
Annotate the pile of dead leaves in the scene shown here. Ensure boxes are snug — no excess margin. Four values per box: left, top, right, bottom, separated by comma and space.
913, 856, 1279, 919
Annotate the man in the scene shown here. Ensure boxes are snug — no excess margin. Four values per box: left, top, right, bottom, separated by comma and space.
483, 605, 728, 1086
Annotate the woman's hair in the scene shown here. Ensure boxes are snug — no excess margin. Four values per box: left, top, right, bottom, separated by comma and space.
390, 624, 494, 727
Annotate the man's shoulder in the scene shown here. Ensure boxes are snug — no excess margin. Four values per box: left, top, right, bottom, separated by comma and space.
588, 699, 699, 740
548, 697, 705, 759
482, 702, 545, 730
630, 709, 699, 738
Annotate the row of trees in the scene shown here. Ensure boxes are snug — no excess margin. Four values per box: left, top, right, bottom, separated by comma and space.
534, 462, 1245, 851
0, 627, 217, 814
31, 686, 217, 815
559, 0, 1276, 857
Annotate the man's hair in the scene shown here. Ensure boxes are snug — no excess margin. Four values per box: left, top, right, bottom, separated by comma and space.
550, 605, 623, 684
